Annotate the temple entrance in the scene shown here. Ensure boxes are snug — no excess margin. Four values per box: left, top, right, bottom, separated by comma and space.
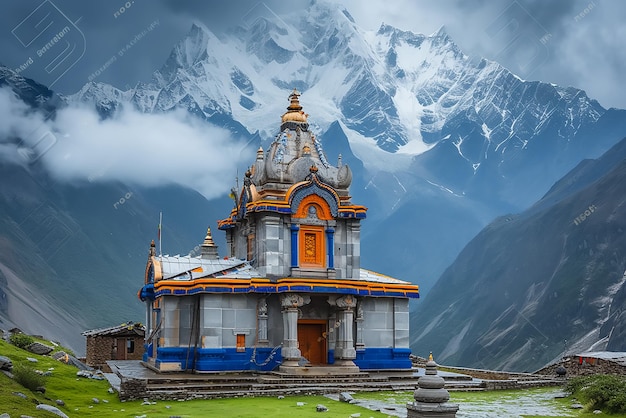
297, 320, 327, 365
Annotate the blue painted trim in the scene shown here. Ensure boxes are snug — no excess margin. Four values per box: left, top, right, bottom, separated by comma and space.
152, 287, 419, 299
139, 283, 155, 301
154, 347, 282, 372
325, 228, 334, 269
290, 224, 299, 267
328, 347, 411, 370
354, 347, 412, 370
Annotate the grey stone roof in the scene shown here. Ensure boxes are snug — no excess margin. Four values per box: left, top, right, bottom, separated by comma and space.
82, 321, 145, 337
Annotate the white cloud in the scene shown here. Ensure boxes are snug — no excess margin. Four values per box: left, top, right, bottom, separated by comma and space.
0, 87, 252, 199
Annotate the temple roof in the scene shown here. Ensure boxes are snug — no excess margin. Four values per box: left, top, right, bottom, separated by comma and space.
157, 255, 258, 280
139, 254, 418, 300
250, 91, 352, 195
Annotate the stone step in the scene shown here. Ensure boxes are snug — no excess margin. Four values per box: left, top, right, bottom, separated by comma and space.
147, 383, 420, 398
147, 379, 417, 391
258, 376, 392, 384
145, 376, 260, 385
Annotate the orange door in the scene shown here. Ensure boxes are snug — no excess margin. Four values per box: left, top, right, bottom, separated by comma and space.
297, 322, 326, 364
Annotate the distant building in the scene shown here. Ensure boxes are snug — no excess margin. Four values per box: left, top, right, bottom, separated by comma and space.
139, 90, 419, 373
82, 322, 145, 371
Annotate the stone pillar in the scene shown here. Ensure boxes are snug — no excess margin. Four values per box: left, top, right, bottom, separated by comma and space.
257, 298, 269, 347
355, 301, 365, 351
334, 295, 357, 368
407, 355, 459, 418
280, 294, 305, 366
346, 222, 361, 278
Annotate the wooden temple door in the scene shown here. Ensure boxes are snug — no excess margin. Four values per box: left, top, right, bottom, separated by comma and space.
297, 321, 327, 365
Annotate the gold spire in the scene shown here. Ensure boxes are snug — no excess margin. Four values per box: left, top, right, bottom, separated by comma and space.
429, 352, 434, 361
200, 227, 219, 259
201, 227, 216, 249
281, 88, 308, 123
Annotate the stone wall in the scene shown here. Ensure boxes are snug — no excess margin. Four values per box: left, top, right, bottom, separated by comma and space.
85, 335, 144, 371
119, 378, 147, 401
86, 335, 114, 370
538, 356, 626, 378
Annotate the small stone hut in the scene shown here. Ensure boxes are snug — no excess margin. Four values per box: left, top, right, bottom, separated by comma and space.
82, 322, 145, 371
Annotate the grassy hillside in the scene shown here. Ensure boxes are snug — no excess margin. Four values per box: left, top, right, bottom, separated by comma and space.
0, 337, 387, 417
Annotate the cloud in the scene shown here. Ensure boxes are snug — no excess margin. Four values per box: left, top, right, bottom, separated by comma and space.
0, 87, 252, 199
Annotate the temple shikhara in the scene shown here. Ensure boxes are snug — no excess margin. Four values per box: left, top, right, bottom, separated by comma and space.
139, 90, 419, 373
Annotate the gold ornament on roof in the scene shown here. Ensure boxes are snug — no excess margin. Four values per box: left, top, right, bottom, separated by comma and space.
201, 227, 216, 248
281, 88, 309, 123
303, 143, 311, 154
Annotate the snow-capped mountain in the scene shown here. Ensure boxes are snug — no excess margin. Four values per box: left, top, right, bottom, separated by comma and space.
69, 0, 626, 293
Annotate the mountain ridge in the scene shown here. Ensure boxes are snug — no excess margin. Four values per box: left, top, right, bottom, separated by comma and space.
411, 136, 626, 371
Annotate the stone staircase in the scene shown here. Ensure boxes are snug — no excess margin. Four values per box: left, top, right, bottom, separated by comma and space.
107, 360, 557, 401
143, 371, 424, 400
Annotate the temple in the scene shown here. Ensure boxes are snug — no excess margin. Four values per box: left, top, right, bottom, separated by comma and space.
138, 89, 419, 373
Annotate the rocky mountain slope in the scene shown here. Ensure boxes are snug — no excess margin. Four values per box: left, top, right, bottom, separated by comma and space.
411, 137, 626, 372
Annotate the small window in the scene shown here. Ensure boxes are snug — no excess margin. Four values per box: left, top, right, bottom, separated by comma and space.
127, 338, 135, 354
236, 334, 246, 352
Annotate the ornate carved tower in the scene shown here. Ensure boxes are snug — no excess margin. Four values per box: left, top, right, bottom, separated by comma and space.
219, 89, 366, 280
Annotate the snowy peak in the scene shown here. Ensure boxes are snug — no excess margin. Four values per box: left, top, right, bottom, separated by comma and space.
68, 0, 613, 186
156, 23, 215, 85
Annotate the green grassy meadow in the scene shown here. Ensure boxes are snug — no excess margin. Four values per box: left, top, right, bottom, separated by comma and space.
3, 337, 626, 417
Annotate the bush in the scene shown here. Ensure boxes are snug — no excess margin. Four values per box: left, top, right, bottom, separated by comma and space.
9, 333, 34, 349
566, 374, 626, 414
12, 363, 46, 391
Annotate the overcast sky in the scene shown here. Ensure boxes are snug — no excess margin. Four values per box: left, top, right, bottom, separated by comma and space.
1, 0, 624, 109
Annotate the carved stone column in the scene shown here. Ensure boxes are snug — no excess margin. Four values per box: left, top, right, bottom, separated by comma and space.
257, 298, 269, 347
334, 295, 357, 366
280, 294, 305, 366
355, 301, 365, 351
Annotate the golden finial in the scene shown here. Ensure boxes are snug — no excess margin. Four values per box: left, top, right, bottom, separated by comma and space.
201, 227, 216, 248
256, 146, 264, 160
281, 88, 308, 123
429, 352, 434, 361
288, 88, 301, 108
